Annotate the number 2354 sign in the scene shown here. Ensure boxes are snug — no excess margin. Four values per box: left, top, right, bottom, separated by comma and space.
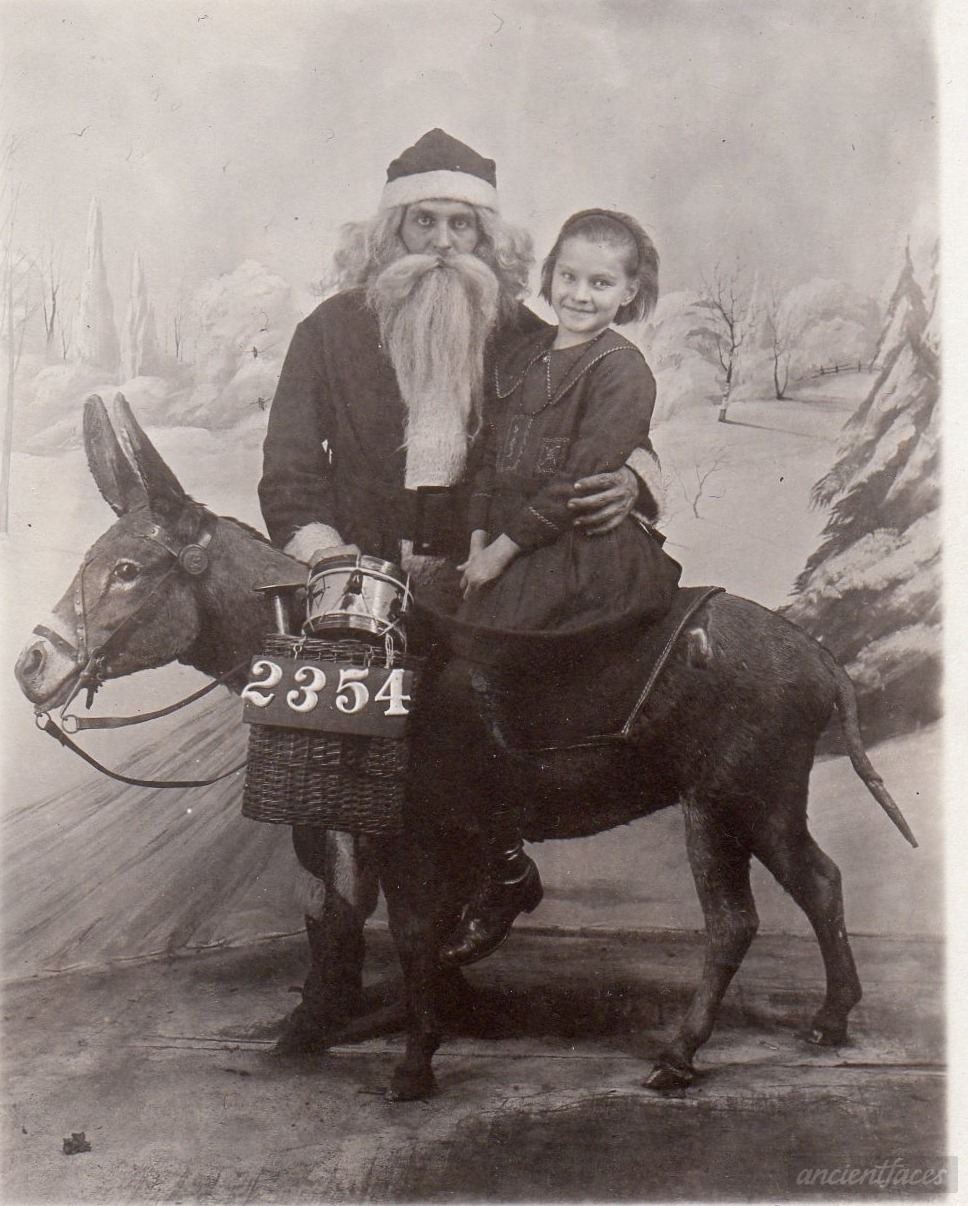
241, 657, 415, 738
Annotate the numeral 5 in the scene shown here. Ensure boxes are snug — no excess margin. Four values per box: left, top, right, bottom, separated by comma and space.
336, 667, 370, 714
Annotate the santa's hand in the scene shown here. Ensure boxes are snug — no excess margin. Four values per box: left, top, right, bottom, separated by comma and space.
284, 524, 351, 566
568, 466, 637, 535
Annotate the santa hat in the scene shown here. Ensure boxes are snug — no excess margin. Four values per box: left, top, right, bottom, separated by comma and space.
380, 128, 499, 212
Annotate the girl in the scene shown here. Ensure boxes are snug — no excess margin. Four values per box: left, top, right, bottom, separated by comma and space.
455, 208, 681, 650
436, 210, 682, 969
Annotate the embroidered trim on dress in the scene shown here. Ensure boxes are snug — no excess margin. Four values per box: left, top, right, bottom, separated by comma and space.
493, 330, 644, 411
527, 505, 561, 534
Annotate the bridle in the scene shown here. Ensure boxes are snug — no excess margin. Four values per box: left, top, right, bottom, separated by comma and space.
47, 519, 215, 706
33, 514, 250, 789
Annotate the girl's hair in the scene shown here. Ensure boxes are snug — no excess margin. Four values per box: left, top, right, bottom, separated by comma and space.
540, 209, 659, 324
329, 205, 534, 325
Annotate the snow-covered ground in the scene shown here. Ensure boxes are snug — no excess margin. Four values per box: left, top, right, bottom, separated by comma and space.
0, 374, 940, 977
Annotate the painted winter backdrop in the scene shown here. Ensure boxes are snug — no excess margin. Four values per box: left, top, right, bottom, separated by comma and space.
3, 195, 941, 740
0, 193, 941, 976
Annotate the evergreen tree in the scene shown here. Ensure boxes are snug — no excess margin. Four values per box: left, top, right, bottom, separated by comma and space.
120, 253, 162, 380
784, 241, 940, 743
73, 198, 119, 374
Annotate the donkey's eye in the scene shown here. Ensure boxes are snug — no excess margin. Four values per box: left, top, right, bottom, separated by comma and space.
112, 560, 141, 582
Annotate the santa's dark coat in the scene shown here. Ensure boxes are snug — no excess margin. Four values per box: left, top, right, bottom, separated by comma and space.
258, 287, 544, 563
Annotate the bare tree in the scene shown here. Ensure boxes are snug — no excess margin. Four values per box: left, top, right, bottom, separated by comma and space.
58, 294, 73, 361
37, 233, 61, 356
165, 286, 197, 364
685, 264, 749, 422
0, 132, 37, 533
171, 308, 184, 360
671, 444, 731, 519
765, 287, 791, 399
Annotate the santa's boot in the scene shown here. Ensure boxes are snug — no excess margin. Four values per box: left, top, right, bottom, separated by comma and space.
438, 838, 543, 968
274, 913, 365, 1054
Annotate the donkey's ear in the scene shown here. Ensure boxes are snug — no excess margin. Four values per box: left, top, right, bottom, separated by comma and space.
110, 393, 189, 518
83, 395, 149, 516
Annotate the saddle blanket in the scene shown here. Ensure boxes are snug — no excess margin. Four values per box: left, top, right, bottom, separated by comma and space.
473, 586, 723, 752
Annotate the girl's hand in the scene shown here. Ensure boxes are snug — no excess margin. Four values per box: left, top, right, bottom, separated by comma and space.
459, 533, 521, 598
468, 529, 489, 557
456, 529, 490, 573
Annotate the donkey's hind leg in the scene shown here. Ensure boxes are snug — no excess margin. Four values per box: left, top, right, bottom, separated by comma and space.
646, 796, 759, 1090
752, 808, 862, 1047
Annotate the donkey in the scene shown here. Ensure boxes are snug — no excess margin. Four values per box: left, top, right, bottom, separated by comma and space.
15, 394, 916, 1102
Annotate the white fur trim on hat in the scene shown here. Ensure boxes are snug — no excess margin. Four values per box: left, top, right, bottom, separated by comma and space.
284, 523, 345, 565
380, 170, 499, 212
626, 447, 666, 523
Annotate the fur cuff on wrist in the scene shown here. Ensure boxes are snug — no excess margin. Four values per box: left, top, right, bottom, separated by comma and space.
284, 523, 345, 565
626, 447, 666, 523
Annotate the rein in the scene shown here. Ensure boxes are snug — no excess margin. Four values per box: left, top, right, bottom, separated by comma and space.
35, 713, 247, 790
33, 515, 250, 790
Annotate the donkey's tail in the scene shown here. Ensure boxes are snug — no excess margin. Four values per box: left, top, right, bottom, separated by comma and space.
824, 649, 918, 848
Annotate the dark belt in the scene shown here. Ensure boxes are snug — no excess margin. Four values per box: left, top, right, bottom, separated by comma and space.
405, 485, 463, 558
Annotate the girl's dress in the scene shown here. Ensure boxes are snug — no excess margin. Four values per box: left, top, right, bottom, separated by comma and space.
449, 326, 681, 661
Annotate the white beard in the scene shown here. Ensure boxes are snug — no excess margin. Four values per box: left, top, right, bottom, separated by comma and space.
368, 252, 500, 489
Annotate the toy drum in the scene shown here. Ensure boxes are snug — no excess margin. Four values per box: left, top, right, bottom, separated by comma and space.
305, 553, 412, 646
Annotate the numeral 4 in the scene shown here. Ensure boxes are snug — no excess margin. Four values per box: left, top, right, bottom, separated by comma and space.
374, 668, 411, 716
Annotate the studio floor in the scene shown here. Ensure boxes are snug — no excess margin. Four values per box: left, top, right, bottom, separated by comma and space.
1, 925, 945, 1204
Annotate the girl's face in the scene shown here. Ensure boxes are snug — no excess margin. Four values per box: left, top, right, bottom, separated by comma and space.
550, 236, 639, 347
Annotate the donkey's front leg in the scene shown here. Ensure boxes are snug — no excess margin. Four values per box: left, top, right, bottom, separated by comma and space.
378, 832, 463, 1101
647, 798, 758, 1090
386, 913, 443, 1103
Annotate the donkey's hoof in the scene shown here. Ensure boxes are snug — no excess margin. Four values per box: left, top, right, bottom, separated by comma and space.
271, 1007, 336, 1056
386, 1067, 438, 1103
273, 1031, 332, 1056
799, 1023, 849, 1048
644, 1057, 695, 1091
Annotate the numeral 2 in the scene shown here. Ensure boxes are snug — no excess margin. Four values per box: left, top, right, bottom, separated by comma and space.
241, 659, 283, 707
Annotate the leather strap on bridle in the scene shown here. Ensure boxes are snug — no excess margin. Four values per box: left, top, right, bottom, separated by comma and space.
36, 713, 246, 789
71, 523, 215, 684
59, 659, 251, 732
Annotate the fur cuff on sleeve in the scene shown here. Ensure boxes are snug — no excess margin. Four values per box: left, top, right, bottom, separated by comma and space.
283, 523, 345, 565
625, 447, 666, 523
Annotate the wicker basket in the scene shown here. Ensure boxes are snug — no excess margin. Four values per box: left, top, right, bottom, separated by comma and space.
241, 635, 423, 834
